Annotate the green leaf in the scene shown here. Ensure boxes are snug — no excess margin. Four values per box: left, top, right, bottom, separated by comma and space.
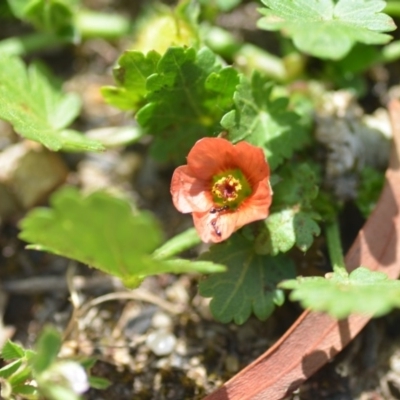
199, 0, 241, 12
10, 384, 38, 398
19, 187, 224, 286
215, 0, 241, 12
199, 233, 296, 324
79, 358, 96, 370
140, 47, 239, 162
273, 163, 319, 207
105, 46, 239, 163
86, 126, 145, 148
0, 56, 104, 152
40, 384, 80, 400
334, 43, 381, 74
258, 0, 396, 60
32, 327, 61, 374
8, 364, 33, 387
101, 51, 161, 111
257, 209, 321, 255
1, 340, 25, 360
221, 72, 310, 170
255, 164, 321, 254
152, 227, 201, 260
0, 360, 23, 379
355, 166, 385, 218
88, 376, 111, 390
7, 0, 79, 40
280, 267, 400, 319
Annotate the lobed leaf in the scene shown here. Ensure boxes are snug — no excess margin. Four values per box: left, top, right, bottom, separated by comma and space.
101, 51, 161, 111
1, 340, 25, 361
103, 46, 239, 163
140, 47, 239, 162
0, 57, 103, 152
280, 267, 400, 319
199, 233, 295, 324
256, 163, 321, 254
257, 209, 321, 255
257, 0, 396, 60
221, 72, 310, 170
19, 187, 224, 287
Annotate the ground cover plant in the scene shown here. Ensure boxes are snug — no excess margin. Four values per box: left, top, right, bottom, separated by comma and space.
1, 0, 400, 398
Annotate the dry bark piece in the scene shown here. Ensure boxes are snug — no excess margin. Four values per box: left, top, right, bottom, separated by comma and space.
204, 99, 400, 400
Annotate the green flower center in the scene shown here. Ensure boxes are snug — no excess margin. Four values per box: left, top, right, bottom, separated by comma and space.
211, 169, 252, 211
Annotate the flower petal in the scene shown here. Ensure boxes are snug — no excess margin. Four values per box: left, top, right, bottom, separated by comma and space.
235, 179, 273, 229
234, 141, 270, 186
170, 166, 213, 213
192, 211, 238, 243
187, 137, 236, 180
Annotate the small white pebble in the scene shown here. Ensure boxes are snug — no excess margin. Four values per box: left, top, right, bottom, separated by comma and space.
151, 311, 173, 330
169, 354, 185, 369
390, 352, 400, 374
174, 339, 187, 356
146, 330, 177, 356
189, 357, 201, 367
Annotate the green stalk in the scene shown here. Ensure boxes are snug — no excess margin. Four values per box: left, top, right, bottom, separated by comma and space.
203, 25, 304, 81
385, 1, 400, 17
0, 32, 67, 56
325, 219, 347, 277
77, 10, 131, 39
0, 10, 130, 56
152, 228, 201, 261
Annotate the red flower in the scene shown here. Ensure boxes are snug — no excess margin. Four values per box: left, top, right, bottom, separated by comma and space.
170, 137, 272, 243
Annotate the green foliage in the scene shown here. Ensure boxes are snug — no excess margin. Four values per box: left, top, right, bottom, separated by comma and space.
1, 0, 397, 332
152, 228, 201, 260
19, 187, 225, 288
101, 51, 161, 111
255, 164, 321, 254
1, 341, 27, 361
199, 233, 296, 324
258, 0, 396, 60
280, 267, 400, 319
221, 72, 310, 170
356, 167, 385, 218
32, 327, 61, 373
0, 56, 103, 152
0, 339, 36, 399
0, 327, 110, 400
103, 46, 239, 163
7, 0, 79, 40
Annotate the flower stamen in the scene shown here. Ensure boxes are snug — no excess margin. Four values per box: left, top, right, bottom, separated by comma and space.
212, 175, 242, 203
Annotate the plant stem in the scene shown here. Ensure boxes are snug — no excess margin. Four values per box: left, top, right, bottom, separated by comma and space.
77, 10, 131, 39
325, 219, 347, 277
0, 33, 67, 56
0, 10, 130, 57
385, 1, 400, 17
152, 227, 201, 260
